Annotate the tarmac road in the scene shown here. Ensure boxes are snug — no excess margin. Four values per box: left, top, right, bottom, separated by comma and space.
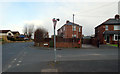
2, 42, 118, 72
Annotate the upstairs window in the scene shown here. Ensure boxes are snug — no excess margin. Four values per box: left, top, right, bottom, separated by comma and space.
72, 34, 76, 38
72, 25, 76, 31
114, 25, 120, 30
79, 27, 81, 32
105, 25, 108, 30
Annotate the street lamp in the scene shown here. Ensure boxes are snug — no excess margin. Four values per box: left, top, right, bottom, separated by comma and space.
115, 15, 120, 48
52, 18, 60, 62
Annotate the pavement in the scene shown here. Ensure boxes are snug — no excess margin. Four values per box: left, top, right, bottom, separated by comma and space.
2, 42, 118, 72
82, 44, 97, 49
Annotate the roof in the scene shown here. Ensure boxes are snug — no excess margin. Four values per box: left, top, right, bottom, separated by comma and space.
0, 30, 10, 33
11, 31, 20, 34
95, 18, 120, 29
57, 21, 82, 31
65, 22, 82, 26
103, 31, 120, 35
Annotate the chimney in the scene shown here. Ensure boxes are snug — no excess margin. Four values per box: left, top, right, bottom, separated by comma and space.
66, 20, 70, 24
115, 14, 120, 19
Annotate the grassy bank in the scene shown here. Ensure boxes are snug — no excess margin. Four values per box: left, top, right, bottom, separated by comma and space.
107, 44, 118, 47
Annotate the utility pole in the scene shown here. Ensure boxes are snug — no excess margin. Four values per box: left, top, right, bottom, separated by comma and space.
73, 14, 75, 47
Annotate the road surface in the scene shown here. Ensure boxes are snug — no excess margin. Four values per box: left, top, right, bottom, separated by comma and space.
2, 42, 118, 72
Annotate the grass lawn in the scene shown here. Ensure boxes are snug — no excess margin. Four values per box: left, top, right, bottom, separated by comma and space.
107, 44, 118, 47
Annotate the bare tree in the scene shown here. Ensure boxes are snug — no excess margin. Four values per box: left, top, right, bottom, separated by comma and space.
23, 24, 34, 39
34, 28, 48, 43
23, 25, 27, 35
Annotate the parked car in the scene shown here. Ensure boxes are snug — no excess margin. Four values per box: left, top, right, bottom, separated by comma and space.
24, 37, 29, 40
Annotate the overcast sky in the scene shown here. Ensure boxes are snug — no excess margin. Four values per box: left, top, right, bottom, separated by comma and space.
0, 0, 119, 37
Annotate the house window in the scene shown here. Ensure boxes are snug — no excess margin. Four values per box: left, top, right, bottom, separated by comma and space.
105, 25, 108, 30
114, 25, 120, 30
72, 25, 76, 31
79, 27, 81, 32
114, 34, 120, 41
72, 34, 76, 38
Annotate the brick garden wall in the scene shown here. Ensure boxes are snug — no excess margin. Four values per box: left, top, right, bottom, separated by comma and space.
34, 38, 82, 48
56, 42, 81, 48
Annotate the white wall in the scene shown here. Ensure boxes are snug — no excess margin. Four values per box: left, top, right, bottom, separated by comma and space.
7, 31, 14, 36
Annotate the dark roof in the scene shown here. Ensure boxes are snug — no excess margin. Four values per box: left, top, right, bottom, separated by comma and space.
95, 18, 120, 29
102, 19, 120, 25
103, 31, 120, 35
65, 22, 82, 26
0, 30, 10, 33
11, 31, 20, 34
57, 21, 82, 31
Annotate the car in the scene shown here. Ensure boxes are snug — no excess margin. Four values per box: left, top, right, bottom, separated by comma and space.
24, 37, 29, 40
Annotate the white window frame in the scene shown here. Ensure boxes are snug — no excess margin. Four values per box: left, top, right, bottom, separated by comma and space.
114, 34, 120, 41
105, 25, 108, 30
114, 25, 120, 30
72, 34, 76, 38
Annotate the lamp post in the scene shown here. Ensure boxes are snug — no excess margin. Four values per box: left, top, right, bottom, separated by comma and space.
115, 15, 119, 48
52, 18, 59, 62
73, 14, 75, 47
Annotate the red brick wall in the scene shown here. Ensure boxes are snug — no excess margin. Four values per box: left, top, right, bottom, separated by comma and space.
56, 42, 81, 48
64, 25, 73, 38
34, 42, 49, 47
95, 25, 105, 44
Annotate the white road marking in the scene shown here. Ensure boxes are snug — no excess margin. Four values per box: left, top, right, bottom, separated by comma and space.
41, 69, 58, 72
16, 64, 20, 66
8, 65, 12, 68
12, 61, 15, 63
14, 58, 17, 60
57, 55, 62, 58
18, 61, 22, 63
90, 54, 101, 55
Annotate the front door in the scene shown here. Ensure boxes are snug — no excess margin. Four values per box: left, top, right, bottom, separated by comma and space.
106, 35, 109, 43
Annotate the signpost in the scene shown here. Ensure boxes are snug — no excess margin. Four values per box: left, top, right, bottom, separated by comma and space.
52, 18, 59, 62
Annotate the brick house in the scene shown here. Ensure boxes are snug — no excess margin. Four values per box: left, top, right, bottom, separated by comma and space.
57, 20, 82, 38
95, 14, 120, 44
56, 21, 82, 48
